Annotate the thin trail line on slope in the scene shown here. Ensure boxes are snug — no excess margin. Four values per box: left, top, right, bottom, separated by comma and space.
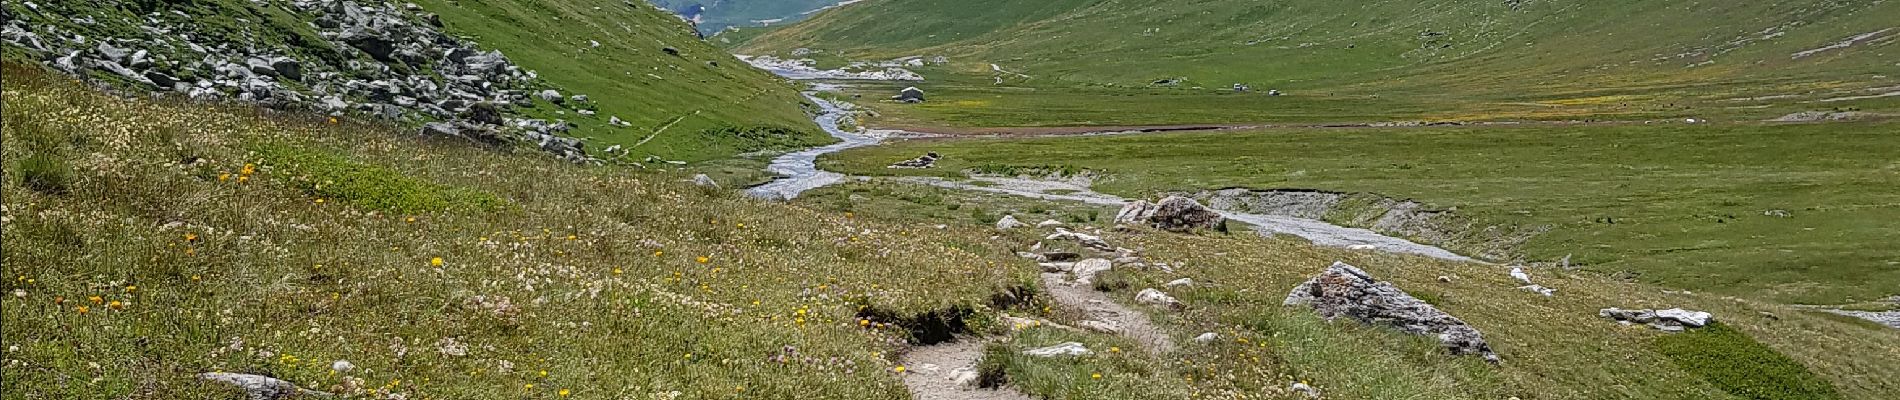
632, 111, 700, 148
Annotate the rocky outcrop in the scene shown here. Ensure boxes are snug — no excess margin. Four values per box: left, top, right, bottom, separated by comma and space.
0, 1, 594, 163
1599, 308, 1714, 332
1284, 262, 1500, 363
198, 373, 329, 400
1116, 196, 1227, 232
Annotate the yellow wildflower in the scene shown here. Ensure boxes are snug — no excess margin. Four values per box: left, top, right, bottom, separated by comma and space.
893, 366, 906, 373
431, 257, 444, 267
107, 300, 124, 310
75, 306, 90, 314
696, 256, 710, 264
88, 296, 103, 304
560, 389, 571, 397
1092, 373, 1103, 380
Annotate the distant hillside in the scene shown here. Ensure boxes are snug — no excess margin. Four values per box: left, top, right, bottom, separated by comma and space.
648, 0, 841, 34
1, 0, 824, 162
737, 0, 1898, 100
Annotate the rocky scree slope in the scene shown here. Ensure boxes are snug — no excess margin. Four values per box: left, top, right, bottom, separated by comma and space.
2, 0, 826, 163
1, 0, 599, 161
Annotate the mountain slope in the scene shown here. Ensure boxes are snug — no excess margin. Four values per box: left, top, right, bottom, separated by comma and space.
738, 0, 1898, 108
5, 64, 1898, 399
410, 0, 826, 161
648, 0, 840, 33
0, 0, 823, 162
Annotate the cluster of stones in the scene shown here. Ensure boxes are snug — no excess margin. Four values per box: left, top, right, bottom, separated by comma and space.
1, 0, 595, 162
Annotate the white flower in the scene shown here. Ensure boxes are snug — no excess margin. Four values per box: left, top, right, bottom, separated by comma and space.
331, 360, 355, 373
11, 289, 24, 298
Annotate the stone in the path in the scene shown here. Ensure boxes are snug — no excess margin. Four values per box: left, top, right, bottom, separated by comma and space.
1023, 342, 1091, 357
1079, 320, 1122, 334
691, 174, 719, 188
949, 367, 980, 388
1045, 228, 1115, 252
198, 372, 328, 400
1036, 219, 1064, 228
1071, 259, 1113, 285
995, 215, 1027, 230
1166, 278, 1194, 288
1116, 196, 1227, 232
1601, 308, 1714, 332
1193, 332, 1219, 344
1135, 288, 1182, 309
1284, 261, 1500, 363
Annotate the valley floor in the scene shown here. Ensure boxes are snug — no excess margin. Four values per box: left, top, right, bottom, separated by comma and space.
822, 119, 1900, 306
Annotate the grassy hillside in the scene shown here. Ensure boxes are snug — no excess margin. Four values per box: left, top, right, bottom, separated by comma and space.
4, 64, 1897, 399
799, 181, 1900, 400
0, 63, 1023, 399
737, 0, 1899, 127
0, 0, 823, 162
410, 0, 825, 161
823, 121, 1900, 305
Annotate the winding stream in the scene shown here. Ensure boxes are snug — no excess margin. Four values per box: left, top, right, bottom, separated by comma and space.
744, 93, 884, 200
743, 69, 1475, 262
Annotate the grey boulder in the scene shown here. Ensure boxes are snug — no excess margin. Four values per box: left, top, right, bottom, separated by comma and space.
1285, 261, 1500, 363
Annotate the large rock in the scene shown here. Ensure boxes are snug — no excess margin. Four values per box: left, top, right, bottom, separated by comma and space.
1600, 308, 1714, 332
1117, 196, 1227, 232
1284, 262, 1500, 363
270, 57, 303, 81
892, 86, 925, 103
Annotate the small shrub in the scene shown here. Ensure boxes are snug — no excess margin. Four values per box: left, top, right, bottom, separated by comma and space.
1652, 323, 1842, 400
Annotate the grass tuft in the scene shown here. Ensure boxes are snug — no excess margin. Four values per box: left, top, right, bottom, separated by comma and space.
253, 143, 506, 213
1653, 323, 1844, 400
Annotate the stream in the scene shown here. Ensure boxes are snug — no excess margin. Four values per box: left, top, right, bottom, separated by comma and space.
743, 92, 884, 200
742, 69, 1476, 262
